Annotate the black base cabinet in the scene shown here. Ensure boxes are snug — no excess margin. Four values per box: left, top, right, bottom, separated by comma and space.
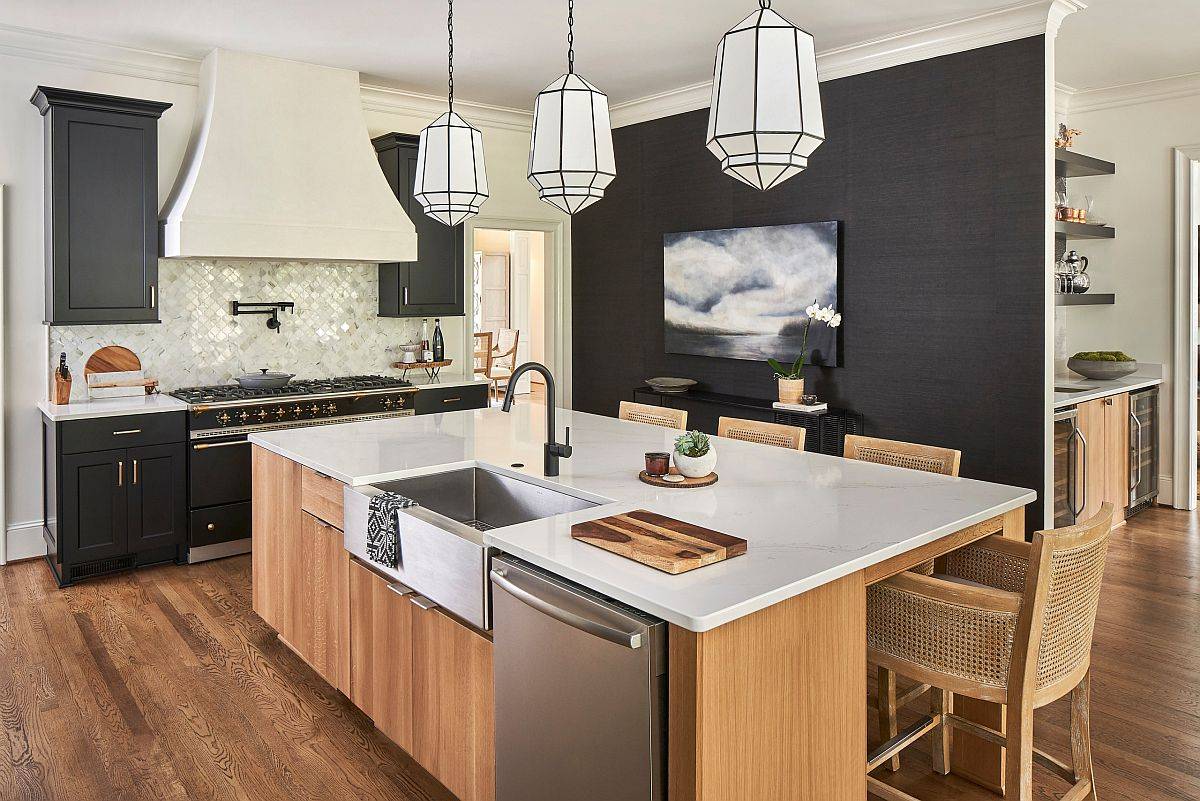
373, 133, 465, 318
31, 87, 171, 325
44, 412, 187, 587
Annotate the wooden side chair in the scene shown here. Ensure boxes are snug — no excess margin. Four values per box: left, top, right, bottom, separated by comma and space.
618, 401, 687, 430
845, 433, 963, 770
472, 331, 494, 381
488, 328, 520, 401
866, 504, 1113, 801
717, 416, 805, 450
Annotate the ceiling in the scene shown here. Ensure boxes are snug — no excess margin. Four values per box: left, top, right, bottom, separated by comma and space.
1056, 0, 1200, 91
3, 1, 1195, 108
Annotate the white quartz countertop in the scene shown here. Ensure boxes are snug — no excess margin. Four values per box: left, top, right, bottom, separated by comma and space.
403, 370, 489, 390
38, 393, 188, 421
1053, 366, 1162, 408
250, 404, 1035, 632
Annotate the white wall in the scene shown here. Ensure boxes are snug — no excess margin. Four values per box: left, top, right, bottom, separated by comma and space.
1057, 92, 1200, 505
0, 46, 566, 559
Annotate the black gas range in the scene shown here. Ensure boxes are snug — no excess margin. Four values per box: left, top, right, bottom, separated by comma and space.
170, 375, 417, 563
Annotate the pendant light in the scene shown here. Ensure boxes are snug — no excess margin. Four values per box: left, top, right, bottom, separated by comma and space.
706, 0, 824, 191
527, 0, 615, 215
413, 0, 489, 226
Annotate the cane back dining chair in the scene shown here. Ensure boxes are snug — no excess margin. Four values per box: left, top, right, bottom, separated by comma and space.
618, 401, 687, 430
866, 504, 1113, 801
717, 416, 805, 450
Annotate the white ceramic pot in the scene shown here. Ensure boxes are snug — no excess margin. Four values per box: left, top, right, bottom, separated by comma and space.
673, 447, 717, 478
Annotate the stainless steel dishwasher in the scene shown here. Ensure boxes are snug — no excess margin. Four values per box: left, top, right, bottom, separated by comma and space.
490, 555, 667, 801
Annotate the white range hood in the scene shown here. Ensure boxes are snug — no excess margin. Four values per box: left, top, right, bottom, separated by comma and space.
160, 49, 416, 263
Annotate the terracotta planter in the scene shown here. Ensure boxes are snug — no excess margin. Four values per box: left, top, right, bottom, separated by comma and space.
777, 377, 805, 404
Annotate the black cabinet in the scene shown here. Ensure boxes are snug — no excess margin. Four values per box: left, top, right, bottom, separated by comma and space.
43, 412, 187, 586
373, 133, 465, 317
31, 87, 171, 325
414, 383, 490, 415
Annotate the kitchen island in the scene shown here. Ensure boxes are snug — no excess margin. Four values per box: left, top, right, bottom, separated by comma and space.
250, 403, 1034, 801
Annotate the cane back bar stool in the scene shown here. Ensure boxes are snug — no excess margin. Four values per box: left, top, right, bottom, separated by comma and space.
717, 416, 805, 450
866, 504, 1113, 801
618, 401, 687, 430
845, 434, 963, 768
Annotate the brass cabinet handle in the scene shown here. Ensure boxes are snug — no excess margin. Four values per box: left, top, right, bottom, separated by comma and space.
112, 428, 142, 436
132, 459, 139, 485
442, 397, 461, 403
117, 460, 124, 487
192, 440, 250, 450
207, 523, 216, 531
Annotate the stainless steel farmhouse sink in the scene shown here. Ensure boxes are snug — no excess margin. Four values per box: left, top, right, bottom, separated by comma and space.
343, 467, 603, 629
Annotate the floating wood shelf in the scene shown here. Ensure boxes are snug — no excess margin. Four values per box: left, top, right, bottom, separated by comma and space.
1055, 221, 1115, 240
1055, 293, 1115, 307
1055, 148, 1116, 178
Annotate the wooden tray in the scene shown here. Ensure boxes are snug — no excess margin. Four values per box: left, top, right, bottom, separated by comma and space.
392, 360, 454, 369
638, 468, 718, 488
571, 509, 746, 574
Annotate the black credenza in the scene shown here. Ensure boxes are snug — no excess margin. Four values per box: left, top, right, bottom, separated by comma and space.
630, 387, 863, 456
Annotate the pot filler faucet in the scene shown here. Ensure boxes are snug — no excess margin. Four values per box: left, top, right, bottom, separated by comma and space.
501, 362, 572, 477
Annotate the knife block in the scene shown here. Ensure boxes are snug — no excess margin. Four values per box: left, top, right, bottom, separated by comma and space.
51, 371, 72, 405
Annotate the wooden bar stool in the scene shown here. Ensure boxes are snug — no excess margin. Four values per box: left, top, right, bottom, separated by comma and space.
866, 504, 1113, 801
618, 401, 687, 430
717, 416, 805, 450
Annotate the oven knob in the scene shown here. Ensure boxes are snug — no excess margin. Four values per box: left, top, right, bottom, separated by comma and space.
275, 406, 287, 419
257, 409, 269, 421
382, 397, 394, 409
237, 410, 251, 423
324, 403, 337, 414
309, 404, 320, 414
217, 411, 231, 426
292, 407, 304, 418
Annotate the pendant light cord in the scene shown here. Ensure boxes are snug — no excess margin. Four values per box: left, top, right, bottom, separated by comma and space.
567, 0, 575, 73
759, 0, 771, 7
447, 0, 455, 111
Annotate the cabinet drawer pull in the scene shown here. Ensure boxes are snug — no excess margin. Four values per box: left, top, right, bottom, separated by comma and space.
409, 595, 439, 611
442, 397, 462, 403
403, 286, 409, 305
113, 428, 142, 436
207, 523, 216, 531
132, 459, 139, 485
192, 440, 250, 450
117, 460, 124, 487
386, 581, 413, 597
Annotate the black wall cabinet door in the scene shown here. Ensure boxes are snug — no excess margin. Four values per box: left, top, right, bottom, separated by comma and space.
31, 87, 171, 325
61, 448, 128, 561
127, 443, 187, 553
374, 133, 465, 318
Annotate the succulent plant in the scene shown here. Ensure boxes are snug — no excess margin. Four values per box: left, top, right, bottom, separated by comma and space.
674, 430, 711, 458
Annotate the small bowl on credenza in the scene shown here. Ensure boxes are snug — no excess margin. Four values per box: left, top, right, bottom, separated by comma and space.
645, 377, 697, 394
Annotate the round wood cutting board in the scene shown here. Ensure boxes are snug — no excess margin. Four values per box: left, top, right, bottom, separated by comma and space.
84, 345, 141, 377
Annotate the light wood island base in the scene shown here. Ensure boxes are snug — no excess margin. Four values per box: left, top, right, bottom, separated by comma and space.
667, 506, 1025, 801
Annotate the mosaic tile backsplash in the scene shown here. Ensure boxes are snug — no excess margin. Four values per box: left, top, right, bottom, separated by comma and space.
50, 260, 422, 399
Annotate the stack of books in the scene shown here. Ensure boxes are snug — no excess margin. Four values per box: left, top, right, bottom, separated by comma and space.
772, 400, 828, 414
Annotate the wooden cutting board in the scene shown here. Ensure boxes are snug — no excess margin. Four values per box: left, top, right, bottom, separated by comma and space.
84, 345, 141, 376
570, 509, 747, 575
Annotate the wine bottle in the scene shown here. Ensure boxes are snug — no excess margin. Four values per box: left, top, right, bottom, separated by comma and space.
432, 318, 445, 362
421, 318, 432, 362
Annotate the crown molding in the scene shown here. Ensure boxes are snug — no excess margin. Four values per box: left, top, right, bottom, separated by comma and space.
0, 21, 534, 131
612, 0, 1080, 129
1058, 72, 1200, 116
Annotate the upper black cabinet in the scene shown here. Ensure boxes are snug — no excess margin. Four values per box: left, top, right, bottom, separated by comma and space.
31, 87, 171, 325
373, 133, 465, 318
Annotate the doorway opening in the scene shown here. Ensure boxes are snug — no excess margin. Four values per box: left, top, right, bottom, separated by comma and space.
472, 228, 547, 406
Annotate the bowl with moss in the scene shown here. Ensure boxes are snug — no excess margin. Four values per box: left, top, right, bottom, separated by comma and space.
1067, 351, 1138, 380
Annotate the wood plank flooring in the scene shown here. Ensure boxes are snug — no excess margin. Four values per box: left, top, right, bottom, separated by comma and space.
871, 505, 1200, 800
0, 553, 452, 801
0, 504, 1195, 800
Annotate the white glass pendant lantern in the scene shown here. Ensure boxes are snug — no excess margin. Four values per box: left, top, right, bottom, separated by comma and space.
414, 0, 489, 226
706, 0, 824, 191
528, 0, 615, 215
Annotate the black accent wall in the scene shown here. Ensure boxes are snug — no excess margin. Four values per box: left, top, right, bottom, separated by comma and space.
572, 37, 1047, 526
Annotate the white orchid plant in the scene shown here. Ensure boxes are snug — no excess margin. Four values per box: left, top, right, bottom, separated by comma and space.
767, 302, 842, 380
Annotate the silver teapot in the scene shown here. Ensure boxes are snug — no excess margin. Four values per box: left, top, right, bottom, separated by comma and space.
1063, 250, 1090, 293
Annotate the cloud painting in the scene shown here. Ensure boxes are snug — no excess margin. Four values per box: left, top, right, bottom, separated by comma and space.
664, 222, 840, 364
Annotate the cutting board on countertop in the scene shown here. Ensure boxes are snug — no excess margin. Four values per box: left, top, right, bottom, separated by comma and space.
84, 345, 141, 376
570, 509, 747, 574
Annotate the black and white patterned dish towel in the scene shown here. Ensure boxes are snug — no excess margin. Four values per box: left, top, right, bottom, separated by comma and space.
366, 491, 417, 569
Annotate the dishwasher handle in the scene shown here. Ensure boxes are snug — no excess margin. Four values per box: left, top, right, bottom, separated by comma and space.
490, 568, 644, 649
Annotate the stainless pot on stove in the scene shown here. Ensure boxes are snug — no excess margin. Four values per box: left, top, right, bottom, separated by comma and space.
235, 368, 295, 389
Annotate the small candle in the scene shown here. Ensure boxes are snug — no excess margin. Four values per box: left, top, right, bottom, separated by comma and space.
645, 452, 671, 477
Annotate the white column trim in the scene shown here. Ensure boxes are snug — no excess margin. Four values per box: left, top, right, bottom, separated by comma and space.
1172, 145, 1200, 510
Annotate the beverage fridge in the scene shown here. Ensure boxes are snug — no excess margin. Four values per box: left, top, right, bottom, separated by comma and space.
1127, 386, 1158, 517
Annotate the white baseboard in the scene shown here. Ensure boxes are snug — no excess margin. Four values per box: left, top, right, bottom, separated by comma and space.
3, 520, 43, 564
1158, 475, 1177, 509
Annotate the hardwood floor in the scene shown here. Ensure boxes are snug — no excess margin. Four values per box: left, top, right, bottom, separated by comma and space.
0, 504, 1195, 800
870, 505, 1200, 800
0, 553, 452, 801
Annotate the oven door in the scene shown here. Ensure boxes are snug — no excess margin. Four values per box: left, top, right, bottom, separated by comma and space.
190, 436, 252, 508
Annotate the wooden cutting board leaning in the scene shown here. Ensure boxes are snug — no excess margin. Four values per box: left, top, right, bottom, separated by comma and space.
570, 509, 747, 574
